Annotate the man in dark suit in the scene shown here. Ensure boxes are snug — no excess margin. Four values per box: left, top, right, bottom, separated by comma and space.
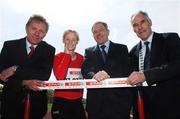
0, 15, 55, 119
127, 11, 180, 119
81, 21, 133, 119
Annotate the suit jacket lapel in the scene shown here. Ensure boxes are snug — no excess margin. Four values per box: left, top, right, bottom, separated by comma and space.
93, 45, 105, 65
106, 41, 116, 60
150, 32, 165, 67
133, 42, 141, 70
16, 38, 29, 62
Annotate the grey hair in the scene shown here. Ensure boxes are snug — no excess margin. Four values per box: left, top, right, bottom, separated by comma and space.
91, 21, 109, 32
131, 11, 152, 24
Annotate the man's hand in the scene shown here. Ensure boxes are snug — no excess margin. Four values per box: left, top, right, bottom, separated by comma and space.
0, 73, 3, 80
0, 66, 17, 81
22, 80, 44, 91
126, 71, 146, 86
93, 70, 110, 82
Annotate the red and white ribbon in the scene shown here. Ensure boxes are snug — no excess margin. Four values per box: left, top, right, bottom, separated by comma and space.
39, 78, 149, 90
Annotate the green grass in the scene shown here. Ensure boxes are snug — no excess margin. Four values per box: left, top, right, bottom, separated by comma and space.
48, 103, 52, 112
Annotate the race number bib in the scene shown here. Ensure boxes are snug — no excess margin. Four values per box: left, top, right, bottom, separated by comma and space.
65, 68, 83, 80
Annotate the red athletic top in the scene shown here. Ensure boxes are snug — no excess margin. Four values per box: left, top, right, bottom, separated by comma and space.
53, 52, 84, 100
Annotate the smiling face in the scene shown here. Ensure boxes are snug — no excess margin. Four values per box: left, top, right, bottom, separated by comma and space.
92, 22, 109, 45
131, 13, 152, 41
26, 20, 47, 45
63, 31, 79, 52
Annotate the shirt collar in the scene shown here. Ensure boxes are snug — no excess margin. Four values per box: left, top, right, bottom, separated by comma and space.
26, 38, 37, 49
141, 32, 154, 45
99, 40, 110, 48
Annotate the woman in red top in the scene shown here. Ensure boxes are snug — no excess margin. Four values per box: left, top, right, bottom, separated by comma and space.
51, 30, 86, 119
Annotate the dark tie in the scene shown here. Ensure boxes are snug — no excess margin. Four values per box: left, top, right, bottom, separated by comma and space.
101, 45, 107, 63
144, 41, 150, 70
25, 46, 34, 118
28, 46, 35, 58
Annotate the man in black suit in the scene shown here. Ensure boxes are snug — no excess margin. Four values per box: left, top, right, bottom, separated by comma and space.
0, 15, 55, 119
81, 21, 133, 119
127, 11, 180, 119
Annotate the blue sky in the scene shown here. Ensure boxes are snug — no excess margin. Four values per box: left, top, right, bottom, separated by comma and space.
1, 0, 180, 81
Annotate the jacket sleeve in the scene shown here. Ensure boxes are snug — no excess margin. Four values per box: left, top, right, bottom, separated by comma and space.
81, 48, 96, 79
145, 33, 180, 85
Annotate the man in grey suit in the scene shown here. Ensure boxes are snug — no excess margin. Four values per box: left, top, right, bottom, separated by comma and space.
0, 15, 55, 119
82, 21, 133, 119
127, 11, 180, 119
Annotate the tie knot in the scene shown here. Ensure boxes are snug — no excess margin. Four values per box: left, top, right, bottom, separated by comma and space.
30, 46, 34, 50
144, 41, 149, 46
29, 46, 35, 52
28, 46, 35, 58
101, 45, 106, 50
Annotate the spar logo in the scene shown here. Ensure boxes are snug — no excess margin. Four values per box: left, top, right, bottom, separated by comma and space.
86, 81, 103, 86
65, 82, 82, 86
44, 82, 61, 87
69, 71, 81, 75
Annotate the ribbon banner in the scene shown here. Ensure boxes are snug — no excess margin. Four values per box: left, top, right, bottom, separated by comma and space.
39, 78, 149, 90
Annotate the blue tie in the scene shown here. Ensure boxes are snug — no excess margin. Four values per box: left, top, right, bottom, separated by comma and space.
101, 45, 107, 63
144, 41, 150, 70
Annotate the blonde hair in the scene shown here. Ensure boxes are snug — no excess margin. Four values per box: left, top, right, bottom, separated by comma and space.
63, 29, 80, 41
